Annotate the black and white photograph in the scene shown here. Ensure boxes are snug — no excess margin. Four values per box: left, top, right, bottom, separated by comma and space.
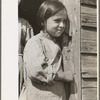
2, 0, 98, 100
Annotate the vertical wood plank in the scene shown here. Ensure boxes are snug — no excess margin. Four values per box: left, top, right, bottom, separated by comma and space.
59, 0, 81, 100
72, 1, 81, 99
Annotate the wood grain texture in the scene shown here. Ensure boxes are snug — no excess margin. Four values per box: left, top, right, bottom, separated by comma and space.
81, 6, 97, 27
81, 0, 97, 6
82, 67, 97, 78
81, 5, 96, 14
81, 54, 97, 78
59, 0, 81, 100
82, 88, 97, 100
82, 78, 97, 88
81, 28, 97, 53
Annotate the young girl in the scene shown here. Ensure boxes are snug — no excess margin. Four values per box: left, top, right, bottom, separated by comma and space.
19, 0, 73, 100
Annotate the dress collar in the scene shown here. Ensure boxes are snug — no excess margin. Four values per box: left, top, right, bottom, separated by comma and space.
37, 31, 61, 50
39, 31, 56, 42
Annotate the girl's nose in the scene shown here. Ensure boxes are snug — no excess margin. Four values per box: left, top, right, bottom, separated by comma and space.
59, 21, 65, 28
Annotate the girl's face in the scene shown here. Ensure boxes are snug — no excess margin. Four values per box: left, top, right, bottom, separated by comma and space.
43, 9, 67, 37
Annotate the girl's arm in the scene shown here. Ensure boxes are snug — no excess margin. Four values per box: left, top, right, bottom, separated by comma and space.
23, 38, 55, 85
54, 70, 74, 82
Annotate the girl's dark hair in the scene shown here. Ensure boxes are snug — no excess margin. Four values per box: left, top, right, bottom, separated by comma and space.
36, 0, 67, 29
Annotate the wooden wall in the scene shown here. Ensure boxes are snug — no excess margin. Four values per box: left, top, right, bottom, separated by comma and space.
80, 0, 97, 100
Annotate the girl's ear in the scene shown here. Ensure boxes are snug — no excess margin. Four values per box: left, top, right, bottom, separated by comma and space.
41, 22, 45, 30
41, 21, 47, 27
41, 22, 44, 26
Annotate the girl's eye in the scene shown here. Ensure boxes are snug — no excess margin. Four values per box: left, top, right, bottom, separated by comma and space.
54, 19, 61, 23
54, 19, 67, 23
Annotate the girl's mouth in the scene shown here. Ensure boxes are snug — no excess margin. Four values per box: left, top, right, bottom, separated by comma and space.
57, 29, 64, 32
57, 27, 64, 31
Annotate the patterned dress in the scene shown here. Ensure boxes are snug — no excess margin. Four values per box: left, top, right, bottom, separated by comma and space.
19, 31, 66, 100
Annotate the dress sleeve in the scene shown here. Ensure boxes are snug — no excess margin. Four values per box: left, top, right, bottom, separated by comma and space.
23, 37, 52, 83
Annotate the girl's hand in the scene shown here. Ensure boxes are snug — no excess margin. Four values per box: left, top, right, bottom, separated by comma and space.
54, 70, 74, 82
47, 74, 55, 86
63, 71, 74, 82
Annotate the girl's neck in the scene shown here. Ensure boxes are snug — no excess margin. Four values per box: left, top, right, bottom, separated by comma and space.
41, 30, 56, 42
40, 30, 62, 49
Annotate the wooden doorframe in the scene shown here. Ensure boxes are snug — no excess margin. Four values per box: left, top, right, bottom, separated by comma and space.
72, 0, 81, 100
60, 0, 81, 100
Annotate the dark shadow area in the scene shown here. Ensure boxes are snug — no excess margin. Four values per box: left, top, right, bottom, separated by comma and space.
18, 0, 45, 34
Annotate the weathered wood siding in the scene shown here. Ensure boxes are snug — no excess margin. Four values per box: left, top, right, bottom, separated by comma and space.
60, 0, 81, 100
81, 0, 97, 100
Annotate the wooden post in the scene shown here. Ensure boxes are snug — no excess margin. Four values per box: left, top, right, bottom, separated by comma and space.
59, 0, 81, 100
